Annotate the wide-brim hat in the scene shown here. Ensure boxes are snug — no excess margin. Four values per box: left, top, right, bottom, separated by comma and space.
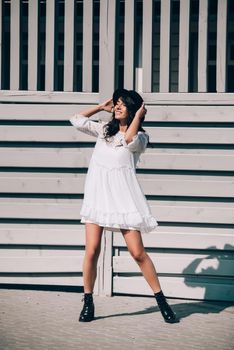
112, 88, 143, 111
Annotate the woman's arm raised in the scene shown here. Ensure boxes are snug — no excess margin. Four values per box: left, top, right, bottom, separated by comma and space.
124, 103, 147, 144
78, 98, 113, 118
69, 98, 114, 138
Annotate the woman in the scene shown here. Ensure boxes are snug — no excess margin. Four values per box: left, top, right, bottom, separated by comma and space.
69, 88, 177, 323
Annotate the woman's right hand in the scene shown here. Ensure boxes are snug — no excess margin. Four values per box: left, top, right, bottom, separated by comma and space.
99, 98, 114, 113
135, 102, 147, 120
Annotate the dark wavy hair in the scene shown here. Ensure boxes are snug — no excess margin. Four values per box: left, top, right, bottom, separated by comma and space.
103, 94, 147, 142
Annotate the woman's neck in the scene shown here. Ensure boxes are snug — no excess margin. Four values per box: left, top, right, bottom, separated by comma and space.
119, 124, 128, 133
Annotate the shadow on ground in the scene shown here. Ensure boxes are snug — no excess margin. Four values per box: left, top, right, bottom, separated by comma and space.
94, 299, 234, 321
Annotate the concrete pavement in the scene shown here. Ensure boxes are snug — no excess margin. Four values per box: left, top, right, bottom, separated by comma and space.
0, 288, 234, 350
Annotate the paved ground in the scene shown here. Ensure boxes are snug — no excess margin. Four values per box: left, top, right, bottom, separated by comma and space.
0, 288, 234, 350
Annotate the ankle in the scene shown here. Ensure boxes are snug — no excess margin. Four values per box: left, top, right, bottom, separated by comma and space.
154, 290, 165, 299
83, 292, 94, 303
154, 290, 168, 304
154, 289, 163, 296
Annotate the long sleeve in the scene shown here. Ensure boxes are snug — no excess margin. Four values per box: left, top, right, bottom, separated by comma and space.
69, 113, 105, 138
122, 131, 149, 153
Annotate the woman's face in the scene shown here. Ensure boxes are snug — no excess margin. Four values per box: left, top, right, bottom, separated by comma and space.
114, 98, 129, 121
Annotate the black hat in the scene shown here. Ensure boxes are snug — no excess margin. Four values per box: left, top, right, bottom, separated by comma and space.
112, 88, 143, 111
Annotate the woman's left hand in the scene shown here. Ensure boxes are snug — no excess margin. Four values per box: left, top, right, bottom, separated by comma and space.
135, 103, 147, 119
99, 98, 114, 113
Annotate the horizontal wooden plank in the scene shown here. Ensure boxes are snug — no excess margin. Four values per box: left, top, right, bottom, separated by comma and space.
143, 92, 234, 105
0, 275, 84, 286
137, 174, 234, 197
113, 255, 234, 277
0, 173, 86, 193
1, 104, 234, 122
113, 276, 234, 301
0, 224, 86, 245
151, 201, 234, 224
114, 226, 234, 250
0, 104, 101, 120
1, 91, 234, 104
0, 148, 91, 168
1, 148, 234, 170
1, 224, 234, 249
0, 198, 233, 224
148, 127, 234, 144
0, 91, 99, 103
0, 173, 233, 197
146, 105, 234, 122
0, 256, 84, 273
138, 150, 234, 171
0, 247, 85, 257
1, 125, 234, 144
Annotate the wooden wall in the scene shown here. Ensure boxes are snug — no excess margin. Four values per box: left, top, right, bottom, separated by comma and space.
0, 91, 234, 301
0, 0, 234, 301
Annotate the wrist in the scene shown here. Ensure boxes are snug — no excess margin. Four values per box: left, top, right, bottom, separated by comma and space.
97, 104, 103, 111
135, 113, 143, 120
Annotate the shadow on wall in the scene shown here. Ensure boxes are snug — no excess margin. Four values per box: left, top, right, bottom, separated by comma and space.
97, 244, 234, 321
182, 244, 234, 302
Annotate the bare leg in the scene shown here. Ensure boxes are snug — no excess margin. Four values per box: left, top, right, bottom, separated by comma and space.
83, 223, 104, 293
121, 229, 162, 293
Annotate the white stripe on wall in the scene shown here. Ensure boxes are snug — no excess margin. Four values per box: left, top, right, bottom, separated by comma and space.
124, 0, 135, 89
10, 0, 20, 90
159, 0, 171, 92
82, 0, 93, 92
99, 0, 116, 103
142, 0, 153, 92
64, 0, 75, 92
217, 0, 228, 92
0, 0, 2, 89
198, 0, 208, 92
28, 0, 39, 90
178, 0, 190, 92
45, 0, 55, 91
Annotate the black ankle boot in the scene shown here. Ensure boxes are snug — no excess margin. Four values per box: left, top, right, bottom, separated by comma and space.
155, 290, 178, 323
79, 293, 95, 322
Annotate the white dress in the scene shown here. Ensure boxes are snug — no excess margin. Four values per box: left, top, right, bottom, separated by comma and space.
69, 113, 158, 233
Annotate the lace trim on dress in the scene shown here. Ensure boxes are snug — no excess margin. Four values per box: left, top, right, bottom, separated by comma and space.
80, 204, 158, 234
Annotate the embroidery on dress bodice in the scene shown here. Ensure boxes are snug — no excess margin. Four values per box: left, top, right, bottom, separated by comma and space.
100, 132, 125, 148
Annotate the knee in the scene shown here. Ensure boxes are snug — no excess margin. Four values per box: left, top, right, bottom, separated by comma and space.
85, 247, 101, 262
130, 249, 147, 264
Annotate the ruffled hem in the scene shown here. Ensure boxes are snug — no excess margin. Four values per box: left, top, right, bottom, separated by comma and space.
80, 204, 158, 234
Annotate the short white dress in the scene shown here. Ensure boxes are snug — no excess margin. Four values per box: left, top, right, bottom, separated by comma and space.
69, 114, 158, 233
